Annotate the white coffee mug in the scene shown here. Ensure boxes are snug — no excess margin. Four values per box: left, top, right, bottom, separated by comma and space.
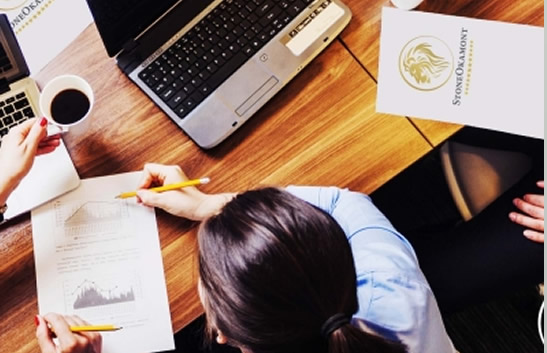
39, 74, 94, 134
391, 0, 424, 10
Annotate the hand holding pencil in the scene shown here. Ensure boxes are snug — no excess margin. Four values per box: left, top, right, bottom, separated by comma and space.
134, 163, 234, 221
116, 177, 210, 199
35, 313, 103, 353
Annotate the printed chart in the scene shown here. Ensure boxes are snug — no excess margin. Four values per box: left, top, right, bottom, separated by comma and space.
64, 274, 141, 316
53, 200, 131, 244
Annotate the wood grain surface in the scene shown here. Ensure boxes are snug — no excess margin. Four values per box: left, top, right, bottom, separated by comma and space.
340, 0, 544, 145
0, 22, 432, 352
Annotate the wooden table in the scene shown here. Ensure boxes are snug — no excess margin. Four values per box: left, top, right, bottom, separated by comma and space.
340, 0, 544, 145
0, 1, 543, 351
0, 23, 431, 353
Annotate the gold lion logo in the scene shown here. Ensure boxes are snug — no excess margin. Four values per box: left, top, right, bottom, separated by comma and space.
399, 36, 453, 91
0, 0, 28, 10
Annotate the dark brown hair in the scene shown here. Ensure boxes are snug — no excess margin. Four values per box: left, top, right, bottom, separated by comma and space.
198, 187, 406, 353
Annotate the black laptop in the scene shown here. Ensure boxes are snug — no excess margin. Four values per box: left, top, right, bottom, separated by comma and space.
85, 0, 352, 148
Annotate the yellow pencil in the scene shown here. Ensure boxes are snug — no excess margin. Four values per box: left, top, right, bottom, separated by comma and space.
69, 325, 123, 332
115, 177, 211, 199
48, 324, 122, 336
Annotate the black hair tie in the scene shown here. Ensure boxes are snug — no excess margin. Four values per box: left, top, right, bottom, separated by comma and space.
320, 313, 350, 338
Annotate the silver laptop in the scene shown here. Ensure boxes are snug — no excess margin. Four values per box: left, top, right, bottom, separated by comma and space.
0, 13, 80, 221
85, 0, 351, 148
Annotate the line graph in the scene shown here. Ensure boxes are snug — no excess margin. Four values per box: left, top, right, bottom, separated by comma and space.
72, 280, 135, 309
65, 277, 138, 311
54, 200, 130, 241
65, 201, 129, 224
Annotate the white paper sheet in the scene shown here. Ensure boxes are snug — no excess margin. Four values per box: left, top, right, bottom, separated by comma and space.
3, 0, 93, 75
376, 7, 544, 139
31, 172, 175, 353
6, 141, 80, 220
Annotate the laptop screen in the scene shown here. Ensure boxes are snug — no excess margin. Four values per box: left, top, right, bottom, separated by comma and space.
0, 13, 29, 85
86, 0, 215, 57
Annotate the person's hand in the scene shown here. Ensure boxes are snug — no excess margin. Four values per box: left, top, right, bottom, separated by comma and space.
136, 163, 233, 221
35, 313, 102, 353
509, 180, 544, 243
0, 118, 61, 204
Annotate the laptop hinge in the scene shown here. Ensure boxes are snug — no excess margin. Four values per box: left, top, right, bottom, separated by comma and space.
122, 38, 138, 54
117, 39, 141, 74
0, 78, 9, 95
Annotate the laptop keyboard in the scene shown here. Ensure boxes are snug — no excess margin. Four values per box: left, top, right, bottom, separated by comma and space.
138, 0, 319, 120
0, 90, 36, 142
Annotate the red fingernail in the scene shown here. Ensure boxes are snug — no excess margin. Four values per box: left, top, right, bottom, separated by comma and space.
34, 315, 40, 327
40, 117, 47, 127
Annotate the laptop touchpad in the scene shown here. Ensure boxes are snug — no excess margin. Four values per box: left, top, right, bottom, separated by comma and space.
235, 76, 278, 116
217, 60, 279, 116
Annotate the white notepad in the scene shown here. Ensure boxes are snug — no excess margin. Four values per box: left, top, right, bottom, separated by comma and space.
31, 172, 174, 353
376, 7, 544, 139
6, 141, 80, 220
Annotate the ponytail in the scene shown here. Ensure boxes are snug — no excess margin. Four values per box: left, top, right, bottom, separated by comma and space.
328, 323, 407, 353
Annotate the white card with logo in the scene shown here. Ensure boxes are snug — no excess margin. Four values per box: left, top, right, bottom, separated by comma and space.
376, 7, 544, 139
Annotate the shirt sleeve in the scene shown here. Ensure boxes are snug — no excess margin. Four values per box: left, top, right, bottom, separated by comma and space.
286, 186, 456, 353
285, 185, 418, 270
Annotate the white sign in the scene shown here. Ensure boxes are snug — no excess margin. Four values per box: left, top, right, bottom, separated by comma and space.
376, 7, 544, 139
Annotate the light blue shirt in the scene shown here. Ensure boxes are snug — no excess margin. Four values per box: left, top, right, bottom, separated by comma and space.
287, 186, 456, 353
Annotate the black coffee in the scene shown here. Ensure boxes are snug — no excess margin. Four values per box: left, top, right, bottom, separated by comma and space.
50, 89, 90, 125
